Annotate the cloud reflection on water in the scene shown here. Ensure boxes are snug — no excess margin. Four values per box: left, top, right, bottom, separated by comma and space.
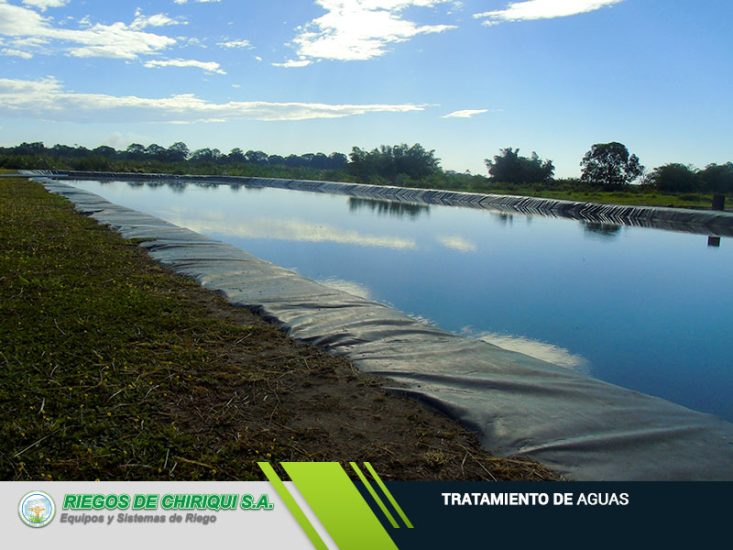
165, 209, 418, 250
437, 235, 477, 253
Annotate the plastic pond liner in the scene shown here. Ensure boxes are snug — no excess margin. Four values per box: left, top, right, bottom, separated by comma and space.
30, 173, 733, 481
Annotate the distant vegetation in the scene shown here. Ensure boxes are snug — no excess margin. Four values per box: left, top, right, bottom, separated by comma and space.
485, 148, 554, 184
0, 140, 488, 191
0, 141, 352, 182
348, 143, 440, 185
580, 142, 644, 189
646, 162, 733, 194
1, 140, 731, 207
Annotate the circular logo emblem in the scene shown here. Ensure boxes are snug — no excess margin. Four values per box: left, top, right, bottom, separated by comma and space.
18, 491, 55, 528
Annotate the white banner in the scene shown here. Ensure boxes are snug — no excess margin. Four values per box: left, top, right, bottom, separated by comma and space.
2, 482, 320, 550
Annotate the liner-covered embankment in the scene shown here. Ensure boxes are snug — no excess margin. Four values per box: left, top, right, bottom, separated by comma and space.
32, 174, 733, 481
37, 170, 733, 237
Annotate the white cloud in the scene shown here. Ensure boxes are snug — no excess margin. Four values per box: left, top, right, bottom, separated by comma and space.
447, 1, 464, 15
0, 77, 427, 123
278, 0, 456, 65
131, 10, 185, 31
9, 36, 48, 47
442, 109, 488, 119
1, 47, 33, 58
144, 58, 226, 74
272, 59, 312, 68
0, 0, 176, 59
21, 0, 68, 11
474, 0, 623, 25
217, 39, 252, 49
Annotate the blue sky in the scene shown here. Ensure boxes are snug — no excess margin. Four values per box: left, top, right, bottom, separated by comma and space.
1, 0, 731, 177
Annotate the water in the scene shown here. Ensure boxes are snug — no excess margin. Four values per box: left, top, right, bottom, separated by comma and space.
65, 179, 733, 421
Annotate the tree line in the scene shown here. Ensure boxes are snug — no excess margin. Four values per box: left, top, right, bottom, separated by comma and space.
0, 141, 451, 187
1, 140, 731, 194
485, 142, 732, 193
0, 141, 349, 171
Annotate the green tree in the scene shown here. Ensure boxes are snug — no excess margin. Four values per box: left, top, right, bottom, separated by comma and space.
348, 143, 440, 183
699, 162, 733, 193
484, 148, 554, 184
284, 154, 304, 167
145, 144, 167, 161
328, 152, 348, 169
15, 142, 46, 155
580, 142, 644, 188
648, 164, 700, 193
92, 146, 117, 158
49, 144, 78, 158
190, 148, 222, 162
245, 150, 269, 164
227, 148, 246, 162
309, 153, 329, 169
125, 143, 146, 160
167, 142, 190, 162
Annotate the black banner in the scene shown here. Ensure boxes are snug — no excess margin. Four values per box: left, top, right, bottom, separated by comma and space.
383, 482, 732, 548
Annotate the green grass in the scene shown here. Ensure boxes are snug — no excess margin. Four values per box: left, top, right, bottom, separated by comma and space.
0, 179, 265, 480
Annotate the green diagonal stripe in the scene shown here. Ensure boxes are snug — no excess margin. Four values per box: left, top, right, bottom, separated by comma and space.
364, 462, 414, 529
350, 462, 400, 529
258, 462, 329, 550
282, 462, 398, 550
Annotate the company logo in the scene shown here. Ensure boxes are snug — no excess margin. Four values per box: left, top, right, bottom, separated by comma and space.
19, 491, 55, 528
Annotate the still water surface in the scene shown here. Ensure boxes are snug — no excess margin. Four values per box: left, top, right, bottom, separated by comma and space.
67, 180, 733, 421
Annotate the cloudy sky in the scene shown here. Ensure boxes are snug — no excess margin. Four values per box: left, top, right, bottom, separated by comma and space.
1, 0, 731, 176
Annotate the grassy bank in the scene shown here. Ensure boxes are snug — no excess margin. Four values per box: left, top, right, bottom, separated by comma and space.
0, 178, 556, 481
